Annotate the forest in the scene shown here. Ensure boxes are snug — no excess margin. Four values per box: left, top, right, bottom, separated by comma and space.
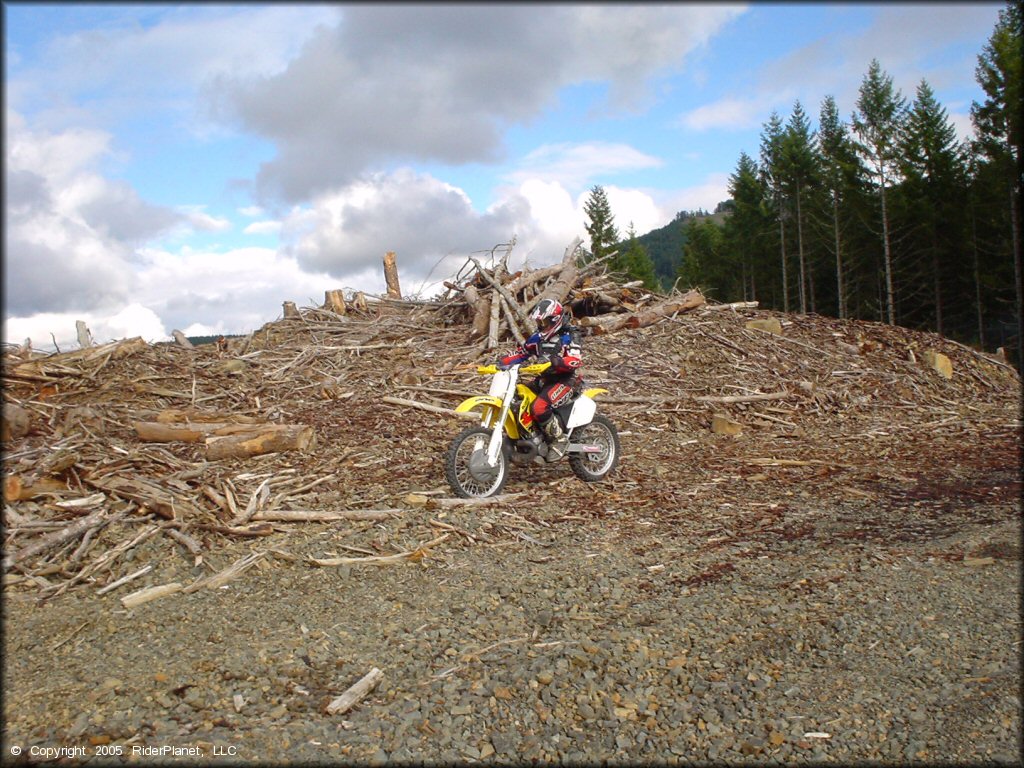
602, 2, 1022, 371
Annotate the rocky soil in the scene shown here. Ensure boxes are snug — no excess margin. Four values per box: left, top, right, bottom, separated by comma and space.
2, 294, 1021, 765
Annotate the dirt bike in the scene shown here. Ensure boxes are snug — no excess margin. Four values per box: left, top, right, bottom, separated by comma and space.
445, 361, 620, 498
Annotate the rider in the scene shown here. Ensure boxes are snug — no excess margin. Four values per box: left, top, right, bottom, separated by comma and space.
498, 298, 582, 461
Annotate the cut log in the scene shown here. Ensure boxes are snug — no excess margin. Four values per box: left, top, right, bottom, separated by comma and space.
4, 475, 67, 502
327, 668, 384, 715
133, 420, 281, 443
463, 284, 491, 339
695, 391, 791, 404
153, 409, 263, 425
2, 403, 31, 441
76, 320, 93, 348
535, 237, 583, 307
133, 421, 211, 443
121, 582, 182, 609
171, 330, 194, 349
324, 289, 348, 316
578, 289, 705, 334
383, 251, 402, 299
282, 301, 300, 319
253, 509, 402, 522
205, 424, 316, 460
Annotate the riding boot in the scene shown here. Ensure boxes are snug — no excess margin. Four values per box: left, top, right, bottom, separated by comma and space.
543, 417, 568, 462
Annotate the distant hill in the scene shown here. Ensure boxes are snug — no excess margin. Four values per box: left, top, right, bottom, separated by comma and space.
186, 334, 246, 346
619, 207, 729, 290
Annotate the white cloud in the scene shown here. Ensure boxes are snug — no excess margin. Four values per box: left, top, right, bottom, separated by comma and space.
4, 304, 168, 352
5, 113, 182, 316
244, 220, 282, 236
208, 5, 745, 203
600, 187, 669, 236
508, 142, 663, 189
679, 97, 770, 132
7, 6, 339, 132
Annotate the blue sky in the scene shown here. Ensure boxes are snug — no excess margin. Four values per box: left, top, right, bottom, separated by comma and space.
3, 2, 1004, 350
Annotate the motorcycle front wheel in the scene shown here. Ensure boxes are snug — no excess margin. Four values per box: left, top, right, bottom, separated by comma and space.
445, 426, 510, 498
568, 414, 620, 482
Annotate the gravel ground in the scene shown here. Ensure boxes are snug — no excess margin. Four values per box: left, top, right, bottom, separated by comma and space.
3, 476, 1020, 766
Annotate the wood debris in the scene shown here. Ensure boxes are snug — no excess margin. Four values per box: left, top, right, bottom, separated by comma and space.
1, 237, 1018, 601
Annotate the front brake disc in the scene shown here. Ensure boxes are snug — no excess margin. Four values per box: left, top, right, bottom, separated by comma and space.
468, 448, 498, 483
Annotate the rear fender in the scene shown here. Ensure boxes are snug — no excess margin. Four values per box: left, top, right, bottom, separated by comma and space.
566, 394, 598, 430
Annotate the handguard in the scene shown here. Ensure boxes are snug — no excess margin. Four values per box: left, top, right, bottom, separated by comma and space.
520, 361, 551, 375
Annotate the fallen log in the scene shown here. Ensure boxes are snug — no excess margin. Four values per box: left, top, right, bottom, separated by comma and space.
4, 475, 66, 502
381, 396, 478, 420
3, 507, 109, 570
252, 509, 403, 522
536, 236, 583, 306
327, 668, 384, 715
153, 408, 263, 425
578, 289, 705, 334
205, 424, 316, 460
121, 582, 182, 609
695, 391, 792, 404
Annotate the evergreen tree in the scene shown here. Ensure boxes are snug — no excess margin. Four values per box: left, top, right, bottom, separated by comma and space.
678, 218, 726, 297
782, 100, 819, 313
760, 112, 790, 311
817, 95, 862, 319
901, 79, 968, 335
971, 0, 1023, 370
583, 185, 620, 266
722, 151, 768, 302
853, 59, 909, 325
617, 223, 660, 291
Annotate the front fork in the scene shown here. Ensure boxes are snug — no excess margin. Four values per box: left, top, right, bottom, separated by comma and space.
485, 378, 517, 466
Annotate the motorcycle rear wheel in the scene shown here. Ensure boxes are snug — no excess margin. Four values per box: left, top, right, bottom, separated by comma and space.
568, 414, 620, 482
445, 426, 510, 498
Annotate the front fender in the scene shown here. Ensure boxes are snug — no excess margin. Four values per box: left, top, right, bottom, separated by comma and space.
455, 395, 503, 421
582, 387, 609, 398
455, 395, 522, 439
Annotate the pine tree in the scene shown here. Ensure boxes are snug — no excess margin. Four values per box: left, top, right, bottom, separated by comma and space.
678, 218, 725, 296
901, 79, 968, 335
723, 151, 768, 302
971, 0, 1022, 370
853, 59, 908, 325
617, 223, 660, 291
760, 112, 790, 311
782, 100, 819, 313
818, 95, 861, 319
583, 185, 620, 266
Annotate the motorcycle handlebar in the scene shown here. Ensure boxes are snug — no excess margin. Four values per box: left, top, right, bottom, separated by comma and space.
476, 362, 551, 375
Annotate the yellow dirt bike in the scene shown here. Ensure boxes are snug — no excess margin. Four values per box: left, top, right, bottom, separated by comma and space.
445, 362, 620, 498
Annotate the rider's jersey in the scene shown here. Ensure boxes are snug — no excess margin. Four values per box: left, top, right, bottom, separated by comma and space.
500, 326, 582, 378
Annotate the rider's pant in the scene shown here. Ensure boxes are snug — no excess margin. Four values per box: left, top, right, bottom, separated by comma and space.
530, 376, 576, 427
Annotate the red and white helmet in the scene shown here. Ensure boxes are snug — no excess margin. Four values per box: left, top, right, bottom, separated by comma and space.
530, 298, 566, 340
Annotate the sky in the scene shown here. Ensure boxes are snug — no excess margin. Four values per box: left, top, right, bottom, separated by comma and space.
3, 2, 1005, 351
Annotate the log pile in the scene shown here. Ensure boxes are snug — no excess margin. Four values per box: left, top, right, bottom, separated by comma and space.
441, 238, 705, 348
1, 241, 1019, 604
